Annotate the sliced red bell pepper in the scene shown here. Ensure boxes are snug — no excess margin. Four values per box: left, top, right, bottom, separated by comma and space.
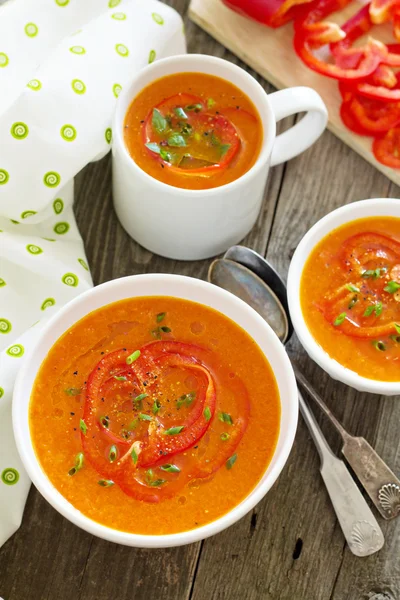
340, 95, 400, 134
373, 126, 400, 167
294, 0, 387, 80
370, 0, 400, 24
221, 0, 314, 28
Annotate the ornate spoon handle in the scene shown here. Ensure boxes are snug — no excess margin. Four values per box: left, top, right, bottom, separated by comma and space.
295, 367, 400, 520
298, 391, 385, 556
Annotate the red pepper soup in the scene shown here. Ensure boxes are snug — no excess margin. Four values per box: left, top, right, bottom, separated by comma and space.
300, 217, 400, 381
30, 297, 280, 535
124, 73, 263, 190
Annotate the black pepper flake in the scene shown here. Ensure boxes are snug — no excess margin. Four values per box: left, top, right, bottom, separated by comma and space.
140, 120, 145, 124
161, 164, 164, 168
101, 351, 105, 355
73, 370, 78, 376
70, 412, 75, 416
143, 381, 147, 386
123, 348, 127, 351
194, 445, 198, 449
73, 427, 77, 431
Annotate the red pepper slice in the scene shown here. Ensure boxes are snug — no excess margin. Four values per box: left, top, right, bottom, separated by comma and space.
373, 126, 400, 167
340, 95, 400, 134
322, 232, 400, 338
221, 0, 314, 28
370, 0, 400, 24
294, 0, 387, 80
143, 93, 240, 174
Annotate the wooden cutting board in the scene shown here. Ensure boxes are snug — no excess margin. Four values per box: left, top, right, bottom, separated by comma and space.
189, 0, 400, 186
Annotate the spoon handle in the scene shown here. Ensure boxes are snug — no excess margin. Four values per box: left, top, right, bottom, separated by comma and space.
295, 368, 400, 520
298, 391, 384, 556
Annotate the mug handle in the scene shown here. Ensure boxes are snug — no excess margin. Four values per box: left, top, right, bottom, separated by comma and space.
269, 87, 328, 167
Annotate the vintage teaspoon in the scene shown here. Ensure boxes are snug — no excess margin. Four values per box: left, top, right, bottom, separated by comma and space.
221, 246, 400, 522
208, 256, 385, 556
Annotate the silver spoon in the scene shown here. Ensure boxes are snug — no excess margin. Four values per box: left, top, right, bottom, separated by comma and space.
221, 246, 400, 522
208, 253, 386, 556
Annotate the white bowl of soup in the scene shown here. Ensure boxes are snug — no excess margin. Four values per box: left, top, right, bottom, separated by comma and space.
13, 274, 298, 547
287, 198, 400, 395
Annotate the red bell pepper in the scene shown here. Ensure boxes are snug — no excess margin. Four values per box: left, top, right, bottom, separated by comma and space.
370, 0, 400, 23
221, 0, 314, 28
373, 127, 400, 167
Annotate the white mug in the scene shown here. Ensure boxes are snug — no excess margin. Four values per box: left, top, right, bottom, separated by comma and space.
112, 54, 328, 261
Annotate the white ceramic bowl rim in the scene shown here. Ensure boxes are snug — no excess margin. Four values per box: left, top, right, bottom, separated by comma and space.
13, 274, 298, 547
113, 54, 276, 197
287, 198, 400, 395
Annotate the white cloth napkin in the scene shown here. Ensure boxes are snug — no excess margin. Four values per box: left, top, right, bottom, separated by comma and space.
0, 0, 185, 547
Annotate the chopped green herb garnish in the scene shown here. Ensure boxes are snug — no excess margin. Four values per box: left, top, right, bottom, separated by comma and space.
64, 387, 81, 396
384, 280, 400, 294
152, 399, 161, 415
98, 479, 114, 487
128, 418, 139, 431
149, 479, 167, 487
375, 301, 383, 316
207, 98, 216, 108
177, 391, 196, 409
364, 302, 382, 317
168, 133, 186, 147
152, 108, 168, 133
114, 375, 127, 381
68, 452, 84, 476
362, 268, 383, 279
99, 416, 109, 429
139, 413, 152, 421
226, 453, 237, 470
181, 123, 193, 136
390, 334, 400, 343
333, 312, 346, 326
364, 305, 375, 317
126, 350, 141, 364
133, 393, 148, 409
160, 326, 171, 333
156, 312, 166, 323
395, 323, 400, 334
348, 295, 358, 309
145, 142, 160, 154
108, 445, 118, 462
185, 103, 202, 112
131, 447, 138, 465
372, 340, 386, 352
219, 143, 231, 157
346, 284, 360, 293
145, 469, 154, 484
160, 464, 180, 473
160, 147, 174, 163
218, 412, 233, 425
164, 425, 184, 435
174, 107, 187, 119
220, 432, 230, 441
204, 406, 211, 421
152, 325, 171, 337
79, 418, 87, 435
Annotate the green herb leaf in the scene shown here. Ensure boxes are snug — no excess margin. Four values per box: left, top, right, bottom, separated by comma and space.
68, 452, 84, 476
218, 412, 233, 425
372, 340, 386, 352
160, 464, 180, 473
152, 399, 161, 415
133, 393, 148, 409
185, 103, 202, 112
207, 98, 216, 108
99, 416, 109, 429
375, 301, 383, 316
395, 323, 400, 334
168, 133, 186, 147
174, 107, 187, 119
160, 147, 173, 163
220, 432, 230, 441
384, 280, 400, 294
364, 305, 375, 317
181, 123, 193, 136
145, 469, 154, 484
79, 418, 87, 436
333, 312, 346, 326
156, 312, 166, 322
131, 447, 138, 465
391, 334, 400, 343
226, 453, 237, 470
176, 391, 196, 409
362, 268, 383, 279
113, 375, 127, 381
152, 108, 168, 134
160, 326, 171, 333
204, 406, 211, 421
98, 479, 114, 487
346, 284, 360, 293
126, 350, 141, 365
219, 143, 231, 157
164, 425, 184, 435
65, 387, 81, 396
145, 142, 160, 154
109, 445, 118, 462
151, 327, 161, 339
128, 418, 139, 431
139, 413, 152, 421
348, 295, 358, 309
149, 479, 167, 487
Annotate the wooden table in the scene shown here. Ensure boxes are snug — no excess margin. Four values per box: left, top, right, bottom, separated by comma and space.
1, 1, 399, 598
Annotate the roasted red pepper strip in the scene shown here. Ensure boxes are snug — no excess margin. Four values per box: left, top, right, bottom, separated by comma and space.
221, 0, 314, 28
322, 232, 400, 337
294, 0, 387, 80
